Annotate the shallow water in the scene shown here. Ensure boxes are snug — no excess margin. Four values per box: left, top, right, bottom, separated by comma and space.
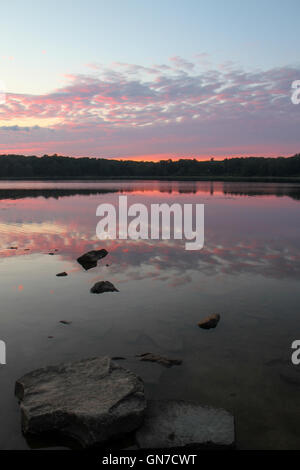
0, 180, 300, 450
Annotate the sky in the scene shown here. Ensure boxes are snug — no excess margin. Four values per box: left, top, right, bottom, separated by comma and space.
0, 0, 300, 160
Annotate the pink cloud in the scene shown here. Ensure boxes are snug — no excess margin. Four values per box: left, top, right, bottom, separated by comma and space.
0, 59, 300, 158
169, 56, 195, 70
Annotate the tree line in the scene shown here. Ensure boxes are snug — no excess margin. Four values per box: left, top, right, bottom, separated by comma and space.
1, 153, 300, 178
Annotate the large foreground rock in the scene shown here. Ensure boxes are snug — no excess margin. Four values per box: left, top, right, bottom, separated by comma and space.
77, 249, 108, 270
136, 400, 235, 449
15, 357, 146, 448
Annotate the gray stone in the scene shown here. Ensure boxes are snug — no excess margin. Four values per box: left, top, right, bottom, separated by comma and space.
90, 280, 118, 294
15, 357, 146, 448
77, 249, 108, 270
135, 400, 235, 449
198, 314, 220, 329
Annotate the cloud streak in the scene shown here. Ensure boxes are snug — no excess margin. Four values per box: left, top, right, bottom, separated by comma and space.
1, 58, 300, 158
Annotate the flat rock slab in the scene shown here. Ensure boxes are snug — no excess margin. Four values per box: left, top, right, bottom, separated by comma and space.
136, 400, 235, 449
77, 249, 108, 270
15, 357, 146, 448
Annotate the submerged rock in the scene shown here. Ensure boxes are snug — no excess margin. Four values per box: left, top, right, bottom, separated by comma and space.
136, 353, 182, 368
56, 272, 68, 277
135, 400, 235, 449
15, 357, 146, 448
77, 249, 108, 270
279, 369, 300, 387
59, 320, 72, 325
90, 280, 118, 294
198, 314, 220, 330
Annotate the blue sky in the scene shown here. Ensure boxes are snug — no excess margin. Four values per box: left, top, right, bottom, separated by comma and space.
0, 0, 300, 159
2, 0, 299, 93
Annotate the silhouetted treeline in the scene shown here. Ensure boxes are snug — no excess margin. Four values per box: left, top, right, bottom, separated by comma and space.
0, 188, 118, 200
1, 154, 300, 178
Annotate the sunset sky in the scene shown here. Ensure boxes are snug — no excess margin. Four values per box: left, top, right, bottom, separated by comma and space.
1, 0, 300, 160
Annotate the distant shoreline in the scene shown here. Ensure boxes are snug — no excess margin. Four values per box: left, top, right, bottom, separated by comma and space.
1, 154, 300, 180
1, 176, 300, 183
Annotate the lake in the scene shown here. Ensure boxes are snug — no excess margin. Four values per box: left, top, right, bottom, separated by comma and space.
0, 180, 299, 450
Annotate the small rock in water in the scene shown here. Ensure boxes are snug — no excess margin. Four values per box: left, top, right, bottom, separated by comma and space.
90, 280, 118, 294
77, 249, 108, 270
135, 400, 235, 449
279, 369, 300, 387
15, 357, 146, 448
111, 356, 126, 361
198, 314, 220, 329
59, 320, 72, 325
136, 353, 182, 367
56, 272, 68, 277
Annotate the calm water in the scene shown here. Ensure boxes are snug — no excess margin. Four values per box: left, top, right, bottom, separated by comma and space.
0, 180, 300, 450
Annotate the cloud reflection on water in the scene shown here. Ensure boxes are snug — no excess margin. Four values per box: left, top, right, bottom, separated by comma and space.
1, 181, 300, 284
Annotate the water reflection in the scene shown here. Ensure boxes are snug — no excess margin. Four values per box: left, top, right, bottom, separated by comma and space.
1, 181, 300, 450
1, 181, 300, 282
1, 180, 300, 199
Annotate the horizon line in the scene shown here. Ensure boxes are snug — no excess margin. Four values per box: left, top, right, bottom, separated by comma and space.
0, 152, 298, 163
